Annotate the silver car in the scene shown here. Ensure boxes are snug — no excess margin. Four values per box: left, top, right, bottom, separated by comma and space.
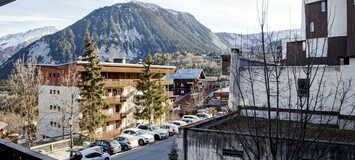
137, 124, 169, 140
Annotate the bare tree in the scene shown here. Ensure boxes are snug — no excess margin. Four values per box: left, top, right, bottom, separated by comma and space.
7, 58, 42, 148
223, 0, 355, 159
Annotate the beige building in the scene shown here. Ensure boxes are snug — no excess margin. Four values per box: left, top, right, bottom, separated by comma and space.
37, 60, 175, 139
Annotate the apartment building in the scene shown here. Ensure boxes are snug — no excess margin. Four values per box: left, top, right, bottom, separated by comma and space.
37, 60, 175, 139
283, 0, 355, 66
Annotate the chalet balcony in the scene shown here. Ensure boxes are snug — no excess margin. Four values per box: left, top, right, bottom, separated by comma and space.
104, 79, 136, 88
103, 96, 122, 104
104, 113, 121, 122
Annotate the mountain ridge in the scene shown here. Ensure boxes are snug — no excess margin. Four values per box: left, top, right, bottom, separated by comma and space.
0, 26, 57, 64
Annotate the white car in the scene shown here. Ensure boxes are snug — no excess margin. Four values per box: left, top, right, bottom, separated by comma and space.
181, 118, 199, 124
160, 123, 179, 135
182, 115, 200, 121
196, 113, 211, 119
70, 147, 110, 160
115, 135, 139, 149
168, 120, 187, 127
137, 124, 169, 140
214, 112, 226, 117
121, 128, 155, 146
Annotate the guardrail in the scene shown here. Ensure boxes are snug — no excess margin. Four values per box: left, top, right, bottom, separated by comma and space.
30, 139, 70, 153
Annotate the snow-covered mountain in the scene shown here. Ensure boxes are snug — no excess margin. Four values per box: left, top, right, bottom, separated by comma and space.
216, 29, 301, 49
0, 26, 57, 64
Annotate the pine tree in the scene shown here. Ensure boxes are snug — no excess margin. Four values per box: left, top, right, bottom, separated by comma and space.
80, 31, 106, 141
152, 77, 168, 122
135, 54, 167, 124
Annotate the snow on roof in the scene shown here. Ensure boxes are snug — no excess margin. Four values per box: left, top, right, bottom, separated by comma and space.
166, 69, 204, 80
37, 61, 176, 69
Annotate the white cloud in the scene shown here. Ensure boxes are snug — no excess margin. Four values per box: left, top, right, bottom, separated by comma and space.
0, 15, 66, 23
0, 0, 302, 35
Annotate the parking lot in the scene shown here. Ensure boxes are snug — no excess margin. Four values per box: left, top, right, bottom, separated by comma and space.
112, 137, 176, 160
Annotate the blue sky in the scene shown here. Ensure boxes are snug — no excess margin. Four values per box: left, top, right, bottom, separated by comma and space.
0, 0, 301, 36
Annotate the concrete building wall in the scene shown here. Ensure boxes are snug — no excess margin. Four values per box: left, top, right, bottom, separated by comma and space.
38, 86, 80, 138
229, 54, 355, 118
328, 0, 348, 37
306, 38, 328, 57
178, 127, 355, 160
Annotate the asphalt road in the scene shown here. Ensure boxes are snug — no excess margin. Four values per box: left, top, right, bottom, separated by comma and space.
112, 137, 176, 160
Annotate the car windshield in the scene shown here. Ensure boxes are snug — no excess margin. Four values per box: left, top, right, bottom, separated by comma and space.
151, 126, 159, 130
111, 140, 119, 145
136, 130, 145, 135
170, 122, 180, 126
116, 137, 124, 141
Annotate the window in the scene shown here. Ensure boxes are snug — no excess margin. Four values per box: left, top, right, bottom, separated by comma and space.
302, 41, 306, 51
58, 106, 60, 111
50, 105, 53, 110
321, 2, 326, 12
58, 124, 61, 128
49, 89, 52, 94
57, 90, 60, 95
297, 79, 310, 97
310, 22, 314, 33
54, 105, 57, 110
49, 73, 52, 78
85, 152, 101, 158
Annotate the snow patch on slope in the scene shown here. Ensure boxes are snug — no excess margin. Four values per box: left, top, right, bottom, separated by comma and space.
28, 41, 52, 63
0, 26, 56, 50
131, 1, 160, 12
210, 33, 228, 50
98, 44, 141, 60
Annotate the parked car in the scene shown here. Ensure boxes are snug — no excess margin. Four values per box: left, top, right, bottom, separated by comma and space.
196, 113, 211, 119
70, 147, 111, 160
168, 120, 187, 127
137, 124, 169, 140
88, 140, 121, 155
114, 136, 134, 151
121, 128, 155, 146
214, 112, 226, 118
160, 123, 179, 136
181, 118, 198, 124
182, 115, 200, 121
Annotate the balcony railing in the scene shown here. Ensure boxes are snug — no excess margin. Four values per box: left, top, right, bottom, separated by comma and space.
104, 96, 122, 104
104, 113, 121, 122
104, 79, 136, 88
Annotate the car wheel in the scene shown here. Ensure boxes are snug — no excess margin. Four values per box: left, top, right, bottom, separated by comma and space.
104, 158, 109, 160
154, 134, 160, 140
123, 145, 128, 151
139, 139, 145, 146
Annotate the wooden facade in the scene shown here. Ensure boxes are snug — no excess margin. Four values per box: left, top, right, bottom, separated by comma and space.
284, 0, 355, 66
305, 0, 328, 39
348, 0, 355, 57
38, 62, 175, 139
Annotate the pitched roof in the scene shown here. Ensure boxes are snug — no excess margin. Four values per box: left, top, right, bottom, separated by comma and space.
166, 69, 205, 80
